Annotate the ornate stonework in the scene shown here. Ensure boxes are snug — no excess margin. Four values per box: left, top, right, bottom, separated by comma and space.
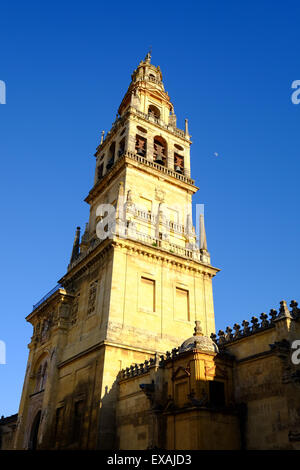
87, 280, 98, 316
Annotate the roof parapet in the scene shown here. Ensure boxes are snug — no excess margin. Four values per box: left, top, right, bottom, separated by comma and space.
211, 300, 300, 347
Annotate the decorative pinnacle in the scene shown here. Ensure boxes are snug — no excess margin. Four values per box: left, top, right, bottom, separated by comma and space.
70, 226, 81, 263
185, 118, 189, 136
277, 300, 292, 319
100, 130, 105, 145
199, 213, 208, 251
193, 321, 204, 337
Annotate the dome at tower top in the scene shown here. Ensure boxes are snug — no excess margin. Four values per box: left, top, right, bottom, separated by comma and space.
179, 321, 219, 354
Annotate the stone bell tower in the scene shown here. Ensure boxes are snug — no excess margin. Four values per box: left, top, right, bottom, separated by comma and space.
14, 53, 219, 450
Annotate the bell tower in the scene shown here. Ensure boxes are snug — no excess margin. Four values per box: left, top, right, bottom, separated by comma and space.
80, 52, 218, 352
14, 54, 219, 450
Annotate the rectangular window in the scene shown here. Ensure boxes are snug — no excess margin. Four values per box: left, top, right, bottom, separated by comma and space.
209, 381, 225, 407
73, 400, 84, 441
175, 287, 189, 321
175, 381, 188, 407
140, 277, 155, 312
54, 406, 64, 441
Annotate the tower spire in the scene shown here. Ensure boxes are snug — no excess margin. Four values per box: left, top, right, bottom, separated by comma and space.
70, 226, 81, 263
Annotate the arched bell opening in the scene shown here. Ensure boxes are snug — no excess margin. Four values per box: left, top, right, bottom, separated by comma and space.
118, 137, 126, 157
153, 136, 167, 166
148, 105, 160, 119
135, 134, 147, 157
174, 152, 184, 174
106, 142, 116, 170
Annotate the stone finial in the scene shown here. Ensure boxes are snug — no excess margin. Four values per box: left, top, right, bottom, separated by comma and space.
276, 300, 292, 319
210, 333, 217, 343
159, 355, 165, 367
242, 320, 251, 335
251, 316, 259, 331
260, 312, 269, 328
171, 348, 178, 359
225, 326, 233, 341
290, 300, 300, 319
233, 323, 241, 338
218, 330, 226, 344
269, 309, 278, 322
100, 130, 105, 145
193, 321, 203, 337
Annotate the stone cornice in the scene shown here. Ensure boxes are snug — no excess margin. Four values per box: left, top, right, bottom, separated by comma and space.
112, 238, 219, 276
59, 231, 219, 291
57, 339, 163, 369
58, 238, 113, 286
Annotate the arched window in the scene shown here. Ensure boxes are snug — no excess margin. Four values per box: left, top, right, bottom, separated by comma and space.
35, 365, 42, 393
97, 163, 104, 180
135, 134, 147, 157
34, 358, 48, 393
106, 142, 116, 169
118, 137, 125, 157
153, 136, 167, 166
40, 362, 48, 390
174, 153, 184, 174
148, 105, 160, 119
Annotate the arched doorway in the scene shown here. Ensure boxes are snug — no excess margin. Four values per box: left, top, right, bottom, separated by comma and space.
28, 410, 41, 450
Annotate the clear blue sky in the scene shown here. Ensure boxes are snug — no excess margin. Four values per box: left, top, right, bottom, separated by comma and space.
1, 0, 300, 416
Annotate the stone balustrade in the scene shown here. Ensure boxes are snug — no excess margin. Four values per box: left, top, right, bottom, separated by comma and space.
120, 348, 182, 379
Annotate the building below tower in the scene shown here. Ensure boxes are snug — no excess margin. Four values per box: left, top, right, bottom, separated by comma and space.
1, 54, 300, 451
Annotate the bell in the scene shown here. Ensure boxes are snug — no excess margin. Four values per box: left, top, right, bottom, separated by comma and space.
155, 158, 164, 165
175, 165, 182, 173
